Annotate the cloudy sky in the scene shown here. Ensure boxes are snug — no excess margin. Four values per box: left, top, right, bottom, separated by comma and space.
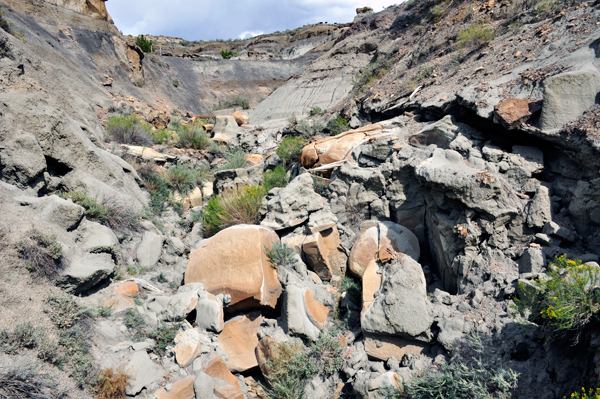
106, 0, 400, 41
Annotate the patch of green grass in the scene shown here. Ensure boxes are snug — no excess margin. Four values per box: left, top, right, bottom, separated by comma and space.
263, 335, 343, 399
265, 242, 297, 268
309, 106, 322, 116
124, 309, 146, 330
515, 254, 600, 340
418, 65, 435, 81
340, 277, 361, 299
174, 124, 210, 150
216, 148, 248, 171
106, 115, 154, 146
221, 49, 233, 59
17, 229, 63, 277
325, 114, 350, 136
135, 35, 153, 53
296, 118, 325, 138
354, 59, 393, 92
457, 23, 495, 49
277, 136, 306, 165
164, 164, 209, 195
213, 96, 250, 110
202, 184, 267, 237
60, 191, 139, 233
263, 166, 289, 191
148, 323, 179, 355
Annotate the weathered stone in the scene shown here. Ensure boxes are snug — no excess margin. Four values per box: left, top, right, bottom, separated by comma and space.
213, 116, 240, 139
354, 371, 402, 399
184, 225, 282, 309
304, 289, 329, 329
0, 133, 46, 186
494, 98, 536, 129
364, 332, 428, 361
154, 376, 195, 399
136, 232, 166, 268
173, 328, 202, 367
40, 195, 85, 230
261, 173, 325, 230
202, 354, 245, 399
218, 312, 264, 373
229, 111, 249, 126
196, 292, 224, 333
520, 247, 544, 274
255, 336, 279, 378
282, 285, 327, 341
526, 185, 552, 229
437, 317, 465, 351
56, 253, 114, 295
126, 350, 164, 396
161, 283, 204, 321
409, 115, 459, 149
540, 65, 600, 131
212, 133, 231, 143
362, 256, 432, 341
105, 280, 139, 308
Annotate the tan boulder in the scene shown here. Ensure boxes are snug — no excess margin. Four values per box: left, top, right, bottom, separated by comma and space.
203, 355, 244, 399
302, 234, 332, 281
494, 98, 541, 130
255, 336, 279, 377
364, 332, 429, 361
184, 225, 282, 309
205, 124, 215, 132
212, 133, 230, 143
304, 290, 328, 329
173, 329, 202, 367
218, 312, 264, 373
121, 145, 176, 163
245, 154, 264, 164
229, 111, 249, 126
300, 125, 383, 169
104, 280, 139, 308
154, 376, 195, 399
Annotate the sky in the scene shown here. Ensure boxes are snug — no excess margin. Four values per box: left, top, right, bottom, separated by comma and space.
106, 0, 400, 41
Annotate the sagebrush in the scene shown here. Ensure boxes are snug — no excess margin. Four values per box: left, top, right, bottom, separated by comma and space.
17, 229, 63, 277
277, 136, 306, 165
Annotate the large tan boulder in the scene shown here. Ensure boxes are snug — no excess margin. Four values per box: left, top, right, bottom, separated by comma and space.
202, 355, 245, 399
255, 336, 279, 378
154, 376, 195, 399
218, 312, 264, 373
229, 111, 250, 126
300, 125, 383, 169
184, 225, 282, 309
45, 0, 112, 21
173, 329, 202, 367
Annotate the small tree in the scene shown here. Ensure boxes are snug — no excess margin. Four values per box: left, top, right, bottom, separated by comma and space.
135, 35, 153, 53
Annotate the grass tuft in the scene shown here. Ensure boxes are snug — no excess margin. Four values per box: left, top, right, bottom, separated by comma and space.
17, 229, 63, 277
263, 165, 289, 192
92, 368, 131, 399
276, 136, 306, 165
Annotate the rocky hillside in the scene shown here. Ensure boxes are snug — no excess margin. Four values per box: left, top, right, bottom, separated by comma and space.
1, 1, 600, 399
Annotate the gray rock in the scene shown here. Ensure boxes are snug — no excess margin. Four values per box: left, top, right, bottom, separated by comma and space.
408, 115, 459, 149
362, 256, 432, 341
76, 219, 120, 261
512, 146, 544, 174
542, 221, 560, 235
540, 64, 600, 131
527, 186, 552, 229
213, 116, 240, 139
126, 350, 164, 396
0, 133, 46, 186
437, 317, 465, 351
55, 253, 114, 294
261, 173, 325, 230
195, 291, 224, 333
167, 237, 185, 256
213, 163, 263, 194
520, 247, 545, 274
161, 283, 204, 321
193, 371, 217, 399
353, 371, 401, 399
136, 232, 166, 268
281, 284, 321, 341
41, 196, 85, 230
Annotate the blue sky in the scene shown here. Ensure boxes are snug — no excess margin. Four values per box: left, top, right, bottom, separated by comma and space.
106, 0, 400, 40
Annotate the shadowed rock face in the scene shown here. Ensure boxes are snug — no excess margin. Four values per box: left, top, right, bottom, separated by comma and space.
43, 0, 112, 21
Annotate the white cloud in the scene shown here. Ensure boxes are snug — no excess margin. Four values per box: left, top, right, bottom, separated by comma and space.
239, 31, 264, 39
106, 0, 402, 40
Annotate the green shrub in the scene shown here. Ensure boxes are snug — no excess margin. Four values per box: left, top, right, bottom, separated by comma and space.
566, 388, 600, 399
354, 59, 393, 92
0, 359, 65, 399
217, 148, 248, 171
457, 23, 495, 49
263, 166, 289, 191
265, 242, 297, 268
135, 35, 153, 53
152, 128, 170, 144
263, 335, 343, 399
148, 323, 178, 355
202, 184, 267, 237
404, 335, 518, 399
13, 323, 38, 349
515, 255, 600, 338
164, 164, 208, 195
60, 191, 139, 233
325, 114, 350, 136
172, 79, 179, 87
213, 96, 250, 110
17, 230, 63, 277
46, 291, 89, 330
221, 49, 233, 59
106, 115, 154, 146
535, 0, 561, 19
297, 118, 325, 138
277, 136, 306, 165
418, 65, 435, 81
309, 106, 322, 116
174, 124, 210, 150
124, 309, 146, 330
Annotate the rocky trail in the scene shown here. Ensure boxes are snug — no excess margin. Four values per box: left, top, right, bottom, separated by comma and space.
1, 0, 600, 399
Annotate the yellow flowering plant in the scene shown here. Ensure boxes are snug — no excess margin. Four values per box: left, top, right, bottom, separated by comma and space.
515, 254, 600, 339
566, 387, 600, 399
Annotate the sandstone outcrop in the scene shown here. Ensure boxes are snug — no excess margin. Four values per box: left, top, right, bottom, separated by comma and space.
218, 312, 264, 373
184, 225, 282, 309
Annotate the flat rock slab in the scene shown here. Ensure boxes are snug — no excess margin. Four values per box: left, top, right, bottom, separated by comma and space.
126, 350, 164, 396
136, 232, 165, 268
364, 332, 429, 362
218, 312, 264, 373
